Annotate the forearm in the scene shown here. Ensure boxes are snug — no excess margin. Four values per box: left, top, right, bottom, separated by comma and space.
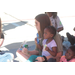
0, 39, 4, 47
57, 27, 63, 32
48, 50, 57, 57
37, 44, 43, 51
28, 50, 39, 55
47, 51, 63, 59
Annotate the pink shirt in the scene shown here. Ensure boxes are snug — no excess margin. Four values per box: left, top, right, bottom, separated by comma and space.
60, 55, 75, 62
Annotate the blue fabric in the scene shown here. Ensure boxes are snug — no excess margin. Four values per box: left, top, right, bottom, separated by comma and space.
0, 53, 13, 62
26, 55, 42, 62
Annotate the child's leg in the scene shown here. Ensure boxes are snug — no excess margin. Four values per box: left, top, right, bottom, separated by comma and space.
26, 55, 42, 62
26, 55, 38, 62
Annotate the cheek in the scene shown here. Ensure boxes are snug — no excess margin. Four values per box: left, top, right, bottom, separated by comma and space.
65, 53, 69, 59
65, 53, 71, 59
35, 25, 40, 31
36, 26, 40, 31
38, 25, 40, 31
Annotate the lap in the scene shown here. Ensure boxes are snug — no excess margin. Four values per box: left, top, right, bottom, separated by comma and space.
16, 49, 40, 62
48, 58, 56, 62
26, 55, 42, 62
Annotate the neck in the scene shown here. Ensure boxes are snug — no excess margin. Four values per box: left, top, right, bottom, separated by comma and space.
46, 38, 53, 44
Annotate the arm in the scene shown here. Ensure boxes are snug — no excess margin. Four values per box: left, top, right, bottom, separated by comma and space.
28, 50, 39, 55
56, 16, 64, 32
0, 39, 4, 47
35, 37, 43, 51
37, 44, 43, 51
57, 27, 63, 32
45, 47, 57, 57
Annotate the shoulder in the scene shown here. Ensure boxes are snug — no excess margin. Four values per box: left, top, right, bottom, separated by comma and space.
55, 16, 59, 19
54, 32, 61, 40
51, 39, 56, 43
69, 58, 75, 62
50, 39, 57, 47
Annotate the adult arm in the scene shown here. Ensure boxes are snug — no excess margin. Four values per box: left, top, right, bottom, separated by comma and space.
28, 50, 39, 55
57, 27, 63, 32
56, 16, 64, 32
45, 47, 57, 57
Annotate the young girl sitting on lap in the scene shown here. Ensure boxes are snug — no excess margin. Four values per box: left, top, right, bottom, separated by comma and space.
23, 26, 57, 62
57, 45, 75, 62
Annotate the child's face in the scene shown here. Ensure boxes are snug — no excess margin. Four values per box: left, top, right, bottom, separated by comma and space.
35, 19, 40, 31
44, 28, 53, 39
65, 48, 74, 60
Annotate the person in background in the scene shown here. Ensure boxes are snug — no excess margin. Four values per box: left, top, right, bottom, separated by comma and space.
0, 18, 4, 47
45, 12, 63, 32
0, 18, 14, 62
66, 27, 75, 45
56, 45, 75, 62
16, 14, 63, 62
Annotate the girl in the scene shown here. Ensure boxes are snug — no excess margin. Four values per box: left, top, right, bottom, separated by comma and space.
25, 26, 57, 62
45, 12, 63, 32
16, 14, 63, 62
57, 45, 75, 62
0, 18, 14, 62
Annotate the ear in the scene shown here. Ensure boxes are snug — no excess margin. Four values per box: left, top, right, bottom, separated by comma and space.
50, 34, 54, 38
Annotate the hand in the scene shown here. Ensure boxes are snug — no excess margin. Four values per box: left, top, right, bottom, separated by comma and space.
36, 57, 45, 62
73, 27, 75, 31
45, 46, 49, 51
22, 48, 28, 54
56, 57, 61, 62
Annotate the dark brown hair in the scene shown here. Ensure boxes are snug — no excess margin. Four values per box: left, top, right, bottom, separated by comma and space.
69, 45, 75, 56
35, 14, 52, 38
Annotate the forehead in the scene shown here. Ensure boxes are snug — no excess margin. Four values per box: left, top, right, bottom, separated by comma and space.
35, 19, 39, 23
67, 48, 73, 53
44, 28, 50, 33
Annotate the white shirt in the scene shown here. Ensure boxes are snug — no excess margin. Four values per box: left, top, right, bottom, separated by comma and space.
50, 16, 63, 29
42, 39, 57, 56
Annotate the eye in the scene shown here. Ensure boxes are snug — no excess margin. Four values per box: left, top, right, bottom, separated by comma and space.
45, 32, 47, 35
69, 53, 70, 55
